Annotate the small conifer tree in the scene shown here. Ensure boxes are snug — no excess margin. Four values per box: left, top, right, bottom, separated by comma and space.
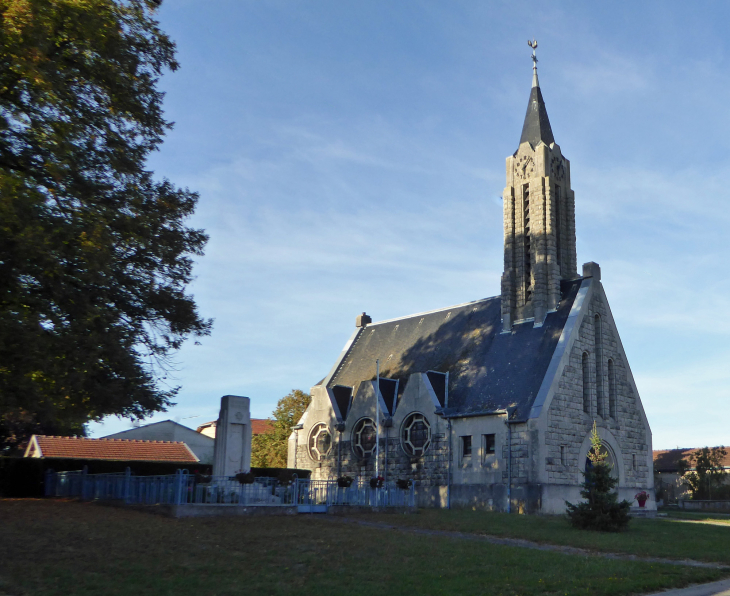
566, 422, 632, 531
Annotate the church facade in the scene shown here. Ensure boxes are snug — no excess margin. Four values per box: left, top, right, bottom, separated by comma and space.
288, 59, 654, 514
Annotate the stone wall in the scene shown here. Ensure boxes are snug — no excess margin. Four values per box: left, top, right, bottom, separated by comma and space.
294, 434, 449, 489
545, 290, 651, 489
501, 142, 576, 329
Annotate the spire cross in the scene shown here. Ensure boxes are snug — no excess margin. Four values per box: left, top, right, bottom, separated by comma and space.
528, 39, 538, 72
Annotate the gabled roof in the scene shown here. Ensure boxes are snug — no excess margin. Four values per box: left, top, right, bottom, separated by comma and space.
102, 419, 214, 442
653, 447, 730, 473
519, 72, 555, 148
23, 435, 199, 463
327, 279, 582, 420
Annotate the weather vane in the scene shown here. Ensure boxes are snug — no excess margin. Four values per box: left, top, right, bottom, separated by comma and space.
528, 39, 538, 70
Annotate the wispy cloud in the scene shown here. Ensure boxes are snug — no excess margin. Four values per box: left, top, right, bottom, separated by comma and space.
90, 1, 730, 450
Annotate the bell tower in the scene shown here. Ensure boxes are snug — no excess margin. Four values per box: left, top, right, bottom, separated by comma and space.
501, 41, 577, 331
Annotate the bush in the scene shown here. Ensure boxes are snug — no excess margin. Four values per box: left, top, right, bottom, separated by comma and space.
566, 423, 632, 532
370, 476, 384, 489
248, 467, 311, 484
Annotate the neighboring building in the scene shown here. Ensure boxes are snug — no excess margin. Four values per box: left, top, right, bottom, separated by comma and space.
24, 435, 199, 464
288, 52, 654, 513
103, 420, 214, 464
653, 447, 730, 503
196, 418, 273, 440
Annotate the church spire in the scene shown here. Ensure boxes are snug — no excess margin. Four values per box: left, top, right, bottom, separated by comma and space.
500, 42, 577, 332
519, 40, 554, 148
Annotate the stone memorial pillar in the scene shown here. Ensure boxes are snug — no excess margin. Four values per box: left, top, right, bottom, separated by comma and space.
212, 395, 252, 477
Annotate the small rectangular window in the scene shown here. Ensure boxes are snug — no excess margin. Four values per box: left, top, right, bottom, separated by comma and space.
461, 435, 472, 458
632, 453, 637, 471
560, 445, 565, 466
483, 434, 496, 456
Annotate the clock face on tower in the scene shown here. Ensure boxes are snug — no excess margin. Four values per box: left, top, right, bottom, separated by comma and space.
550, 156, 565, 181
514, 155, 534, 180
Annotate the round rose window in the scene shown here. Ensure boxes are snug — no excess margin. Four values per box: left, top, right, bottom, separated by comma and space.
401, 413, 431, 457
308, 423, 332, 461
352, 417, 377, 458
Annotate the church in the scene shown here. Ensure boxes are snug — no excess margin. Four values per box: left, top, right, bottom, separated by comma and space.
288, 50, 655, 514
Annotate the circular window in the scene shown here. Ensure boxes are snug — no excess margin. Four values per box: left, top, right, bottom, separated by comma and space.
401, 413, 431, 457
352, 418, 377, 458
308, 423, 332, 461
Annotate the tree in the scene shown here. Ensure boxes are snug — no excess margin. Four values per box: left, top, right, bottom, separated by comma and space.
0, 0, 211, 451
566, 422, 631, 531
251, 390, 311, 468
678, 446, 728, 500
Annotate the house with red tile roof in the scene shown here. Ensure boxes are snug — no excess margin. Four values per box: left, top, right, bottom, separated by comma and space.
102, 420, 214, 464
24, 435, 199, 464
653, 447, 730, 503
196, 418, 273, 439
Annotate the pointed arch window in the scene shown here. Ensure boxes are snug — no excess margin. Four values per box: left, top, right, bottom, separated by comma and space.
582, 352, 590, 414
608, 359, 616, 419
594, 315, 604, 417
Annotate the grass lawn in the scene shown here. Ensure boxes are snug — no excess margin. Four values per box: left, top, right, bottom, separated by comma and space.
0, 500, 728, 596
348, 509, 730, 565
661, 510, 730, 524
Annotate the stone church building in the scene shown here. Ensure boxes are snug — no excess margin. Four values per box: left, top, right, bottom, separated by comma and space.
288, 58, 654, 514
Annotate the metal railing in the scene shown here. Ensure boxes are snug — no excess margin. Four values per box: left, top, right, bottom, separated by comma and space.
296, 479, 415, 508
45, 469, 415, 509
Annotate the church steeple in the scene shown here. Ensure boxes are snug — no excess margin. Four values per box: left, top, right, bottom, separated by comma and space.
500, 41, 577, 332
519, 61, 555, 147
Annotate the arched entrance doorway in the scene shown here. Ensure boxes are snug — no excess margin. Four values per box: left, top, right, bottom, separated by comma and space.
585, 442, 619, 487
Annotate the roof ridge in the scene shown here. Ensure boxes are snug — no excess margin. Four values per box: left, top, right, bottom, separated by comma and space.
368, 296, 498, 327
37, 435, 184, 445
327, 327, 365, 390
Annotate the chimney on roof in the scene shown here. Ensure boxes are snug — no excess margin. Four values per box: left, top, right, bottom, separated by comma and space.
582, 262, 601, 281
356, 312, 372, 327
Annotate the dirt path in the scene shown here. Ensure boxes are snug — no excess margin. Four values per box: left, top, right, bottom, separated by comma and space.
320, 515, 730, 570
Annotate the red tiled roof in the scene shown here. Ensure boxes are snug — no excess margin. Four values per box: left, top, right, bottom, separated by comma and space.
251, 419, 274, 435
25, 435, 198, 463
196, 418, 273, 436
653, 447, 730, 473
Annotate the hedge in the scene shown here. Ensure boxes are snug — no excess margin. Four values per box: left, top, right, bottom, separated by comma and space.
0, 458, 310, 498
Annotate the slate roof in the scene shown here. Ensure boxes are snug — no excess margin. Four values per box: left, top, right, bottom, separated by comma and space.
24, 435, 199, 463
328, 279, 582, 421
653, 447, 730, 473
519, 74, 555, 148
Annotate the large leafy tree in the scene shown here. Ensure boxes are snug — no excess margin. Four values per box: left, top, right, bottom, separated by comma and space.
0, 0, 211, 451
679, 446, 728, 500
251, 390, 311, 468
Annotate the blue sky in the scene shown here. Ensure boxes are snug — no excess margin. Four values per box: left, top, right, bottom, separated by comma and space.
88, 1, 730, 451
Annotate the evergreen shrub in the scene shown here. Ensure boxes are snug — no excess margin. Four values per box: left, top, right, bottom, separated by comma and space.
566, 422, 632, 532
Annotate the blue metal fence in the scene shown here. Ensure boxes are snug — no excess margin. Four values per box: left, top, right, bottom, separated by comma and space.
44, 469, 415, 509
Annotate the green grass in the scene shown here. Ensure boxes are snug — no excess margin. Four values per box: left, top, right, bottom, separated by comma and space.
346, 508, 730, 564
0, 500, 727, 596
661, 510, 730, 523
